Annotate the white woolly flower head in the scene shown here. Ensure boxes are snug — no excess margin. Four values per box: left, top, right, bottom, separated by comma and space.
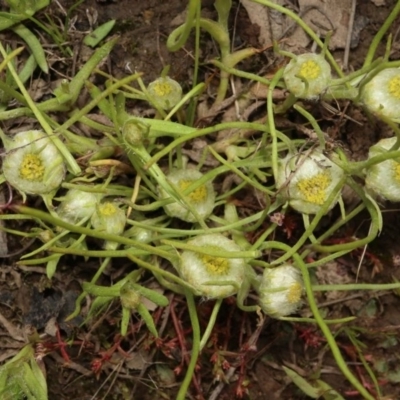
276, 149, 344, 214
159, 168, 215, 222
147, 76, 182, 110
175, 234, 247, 299
259, 264, 304, 318
283, 53, 331, 100
2, 130, 65, 198
365, 137, 400, 201
361, 68, 400, 121
91, 202, 127, 249
56, 188, 102, 224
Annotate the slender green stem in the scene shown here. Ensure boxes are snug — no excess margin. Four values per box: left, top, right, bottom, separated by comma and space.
268, 68, 284, 179
160, 239, 260, 259
293, 104, 326, 148
363, 0, 400, 67
282, 316, 355, 324
167, 0, 199, 51
176, 289, 201, 400
200, 299, 222, 350
145, 121, 270, 168
313, 283, 400, 291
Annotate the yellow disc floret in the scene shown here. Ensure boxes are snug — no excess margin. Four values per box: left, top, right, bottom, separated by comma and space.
200, 250, 230, 276
297, 171, 331, 205
299, 60, 321, 80
394, 163, 400, 182
152, 81, 172, 97
388, 76, 400, 99
19, 153, 45, 181
287, 282, 303, 304
179, 180, 207, 203
98, 202, 117, 216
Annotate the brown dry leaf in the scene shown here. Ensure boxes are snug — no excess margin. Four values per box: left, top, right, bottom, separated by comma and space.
124, 349, 152, 370
315, 261, 353, 302
286, 0, 352, 50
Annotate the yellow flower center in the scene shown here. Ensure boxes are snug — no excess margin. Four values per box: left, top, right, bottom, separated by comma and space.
297, 171, 331, 205
19, 153, 45, 181
287, 282, 303, 304
152, 81, 172, 97
299, 60, 321, 80
99, 202, 117, 216
179, 180, 207, 203
200, 249, 230, 276
393, 162, 400, 182
388, 76, 400, 99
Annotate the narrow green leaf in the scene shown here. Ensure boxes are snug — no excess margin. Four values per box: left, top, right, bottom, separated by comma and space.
12, 24, 48, 73
83, 20, 116, 48
137, 303, 159, 337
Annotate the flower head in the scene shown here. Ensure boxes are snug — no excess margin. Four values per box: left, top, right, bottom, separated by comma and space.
159, 168, 215, 222
91, 201, 127, 249
56, 188, 102, 224
147, 76, 182, 110
283, 54, 331, 99
276, 149, 344, 214
122, 118, 149, 147
365, 137, 400, 201
361, 68, 400, 120
258, 264, 304, 318
175, 234, 247, 298
120, 281, 141, 310
2, 130, 65, 198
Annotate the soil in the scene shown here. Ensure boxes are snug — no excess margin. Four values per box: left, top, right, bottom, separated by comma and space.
1, 0, 400, 400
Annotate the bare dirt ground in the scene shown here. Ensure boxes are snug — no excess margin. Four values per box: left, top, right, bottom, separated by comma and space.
1, 0, 400, 399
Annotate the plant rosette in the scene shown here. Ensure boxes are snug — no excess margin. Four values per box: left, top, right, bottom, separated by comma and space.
283, 53, 331, 100
276, 149, 344, 214
258, 264, 304, 318
361, 68, 400, 121
147, 76, 182, 110
365, 137, 400, 201
159, 168, 215, 223
175, 234, 247, 299
2, 130, 65, 200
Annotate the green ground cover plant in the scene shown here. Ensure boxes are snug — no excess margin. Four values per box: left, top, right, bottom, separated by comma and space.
1, 0, 400, 399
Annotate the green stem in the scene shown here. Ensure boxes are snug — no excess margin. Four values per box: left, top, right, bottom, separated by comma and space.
145, 121, 270, 168
160, 239, 260, 259
176, 289, 201, 400
200, 299, 222, 350
166, 0, 200, 51
268, 68, 284, 179
293, 104, 326, 148
363, 0, 400, 67
313, 282, 400, 291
